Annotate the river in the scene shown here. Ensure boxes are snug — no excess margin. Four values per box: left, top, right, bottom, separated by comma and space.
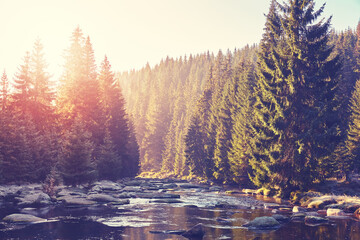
0, 179, 359, 239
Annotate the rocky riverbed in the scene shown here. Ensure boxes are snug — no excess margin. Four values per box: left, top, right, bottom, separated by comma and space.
0, 178, 359, 239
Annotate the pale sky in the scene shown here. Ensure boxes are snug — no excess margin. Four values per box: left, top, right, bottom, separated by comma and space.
0, 0, 359, 80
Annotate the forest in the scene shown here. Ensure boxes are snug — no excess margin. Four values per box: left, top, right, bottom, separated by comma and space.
0, 0, 360, 197
0, 27, 139, 186
118, 1, 360, 196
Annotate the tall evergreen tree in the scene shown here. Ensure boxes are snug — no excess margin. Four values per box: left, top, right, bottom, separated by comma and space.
30, 39, 54, 130
12, 52, 32, 114
250, 0, 340, 194
99, 56, 138, 178
340, 80, 360, 179
56, 27, 86, 129
60, 118, 96, 186
0, 70, 9, 111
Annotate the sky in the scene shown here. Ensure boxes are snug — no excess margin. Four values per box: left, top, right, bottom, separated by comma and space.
0, 0, 359, 80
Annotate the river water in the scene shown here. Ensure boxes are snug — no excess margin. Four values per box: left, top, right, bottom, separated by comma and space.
0, 184, 360, 239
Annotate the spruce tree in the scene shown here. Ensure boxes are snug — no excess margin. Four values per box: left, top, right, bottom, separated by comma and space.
97, 129, 122, 180
30, 39, 54, 130
228, 63, 254, 185
56, 27, 86, 129
250, 0, 340, 194
60, 118, 96, 186
99, 56, 138, 178
13, 52, 32, 114
341, 80, 360, 179
0, 70, 9, 111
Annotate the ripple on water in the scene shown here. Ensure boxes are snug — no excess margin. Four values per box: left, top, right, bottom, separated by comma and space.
98, 215, 155, 227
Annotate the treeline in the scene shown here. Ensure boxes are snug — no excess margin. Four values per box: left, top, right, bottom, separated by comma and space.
118, 46, 256, 177
119, 0, 360, 196
0, 27, 139, 185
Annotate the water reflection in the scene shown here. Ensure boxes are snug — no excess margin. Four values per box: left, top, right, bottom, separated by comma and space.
1, 193, 360, 239
119, 205, 360, 240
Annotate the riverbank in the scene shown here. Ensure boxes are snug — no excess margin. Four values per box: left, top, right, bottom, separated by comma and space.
0, 178, 359, 239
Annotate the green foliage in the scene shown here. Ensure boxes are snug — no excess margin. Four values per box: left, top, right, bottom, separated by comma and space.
185, 47, 257, 184
250, 0, 341, 193
60, 118, 96, 186
97, 129, 122, 181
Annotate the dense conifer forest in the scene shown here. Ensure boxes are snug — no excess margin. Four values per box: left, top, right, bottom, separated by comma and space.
0, 27, 139, 185
118, 0, 360, 196
0, 0, 359, 197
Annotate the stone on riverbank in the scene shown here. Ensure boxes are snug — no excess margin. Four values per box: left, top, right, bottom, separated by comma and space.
327, 208, 345, 216
305, 216, 329, 225
307, 199, 336, 209
59, 196, 96, 207
3, 213, 46, 223
87, 193, 118, 203
272, 214, 290, 223
291, 213, 306, 221
293, 206, 307, 213
242, 216, 280, 230
17, 192, 51, 208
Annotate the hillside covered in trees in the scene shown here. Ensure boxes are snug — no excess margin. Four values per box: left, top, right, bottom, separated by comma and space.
0, 0, 359, 198
118, 0, 360, 196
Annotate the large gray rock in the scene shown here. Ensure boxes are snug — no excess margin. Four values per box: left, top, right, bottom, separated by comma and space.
124, 180, 143, 186
3, 213, 46, 223
87, 193, 118, 202
179, 183, 206, 189
243, 216, 280, 230
121, 186, 142, 193
17, 192, 51, 207
182, 223, 205, 239
305, 216, 329, 225
136, 193, 180, 199
327, 208, 345, 216
293, 206, 307, 213
162, 183, 178, 189
59, 196, 96, 207
56, 187, 87, 198
291, 213, 306, 221
307, 199, 336, 209
272, 214, 290, 223
91, 181, 122, 192
209, 186, 222, 192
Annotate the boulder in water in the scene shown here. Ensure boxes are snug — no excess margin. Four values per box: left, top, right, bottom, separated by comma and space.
305, 216, 329, 225
3, 213, 46, 224
242, 216, 280, 230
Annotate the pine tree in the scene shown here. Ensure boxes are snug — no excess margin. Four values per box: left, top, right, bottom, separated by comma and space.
250, 0, 340, 194
228, 64, 254, 185
30, 39, 54, 130
185, 66, 216, 179
82, 36, 103, 145
56, 27, 86, 129
126, 118, 140, 177
340, 80, 360, 179
0, 70, 9, 111
97, 129, 122, 180
355, 21, 360, 73
249, 0, 284, 189
99, 56, 138, 179
60, 118, 96, 186
13, 52, 32, 114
